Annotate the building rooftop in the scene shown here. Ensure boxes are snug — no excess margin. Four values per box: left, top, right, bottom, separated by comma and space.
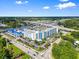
7, 28, 23, 37
21, 24, 51, 31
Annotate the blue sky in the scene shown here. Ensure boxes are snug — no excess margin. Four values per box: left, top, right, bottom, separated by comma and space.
0, 0, 79, 16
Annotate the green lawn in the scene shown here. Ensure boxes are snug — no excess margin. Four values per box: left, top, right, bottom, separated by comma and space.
8, 44, 23, 56
0, 35, 31, 59
8, 44, 31, 59
77, 53, 79, 59
22, 54, 31, 59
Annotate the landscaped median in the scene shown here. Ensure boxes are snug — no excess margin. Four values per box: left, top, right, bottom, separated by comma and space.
17, 35, 57, 52
17, 39, 50, 52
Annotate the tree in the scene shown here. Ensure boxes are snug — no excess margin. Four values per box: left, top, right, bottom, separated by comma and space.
0, 37, 6, 48
71, 32, 79, 39
62, 19, 79, 30
0, 48, 13, 59
61, 35, 74, 43
52, 41, 77, 59
34, 40, 41, 45
0, 36, 13, 59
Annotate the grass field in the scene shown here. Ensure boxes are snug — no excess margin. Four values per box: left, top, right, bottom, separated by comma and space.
0, 35, 31, 59
77, 53, 79, 59
8, 44, 31, 59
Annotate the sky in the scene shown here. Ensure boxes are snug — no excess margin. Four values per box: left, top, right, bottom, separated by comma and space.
0, 0, 79, 16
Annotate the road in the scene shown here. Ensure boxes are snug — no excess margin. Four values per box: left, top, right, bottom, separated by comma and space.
11, 40, 45, 59
1, 33, 43, 59
11, 40, 38, 59
56, 26, 79, 32
1, 33, 62, 59
40, 37, 61, 59
32, 22, 79, 32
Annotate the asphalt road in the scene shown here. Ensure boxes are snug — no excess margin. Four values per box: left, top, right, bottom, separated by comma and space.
1, 33, 61, 59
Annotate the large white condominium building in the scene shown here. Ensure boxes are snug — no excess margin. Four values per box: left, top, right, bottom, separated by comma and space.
22, 27, 58, 41
6, 24, 58, 41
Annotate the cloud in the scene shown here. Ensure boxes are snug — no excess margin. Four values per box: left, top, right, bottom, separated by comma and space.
16, 0, 28, 5
25, 1, 29, 3
60, 0, 69, 2
27, 10, 32, 12
55, 2, 76, 10
16, 1, 22, 4
43, 6, 50, 10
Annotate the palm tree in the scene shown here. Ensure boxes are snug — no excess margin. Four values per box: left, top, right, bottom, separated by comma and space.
0, 48, 13, 59
0, 38, 6, 48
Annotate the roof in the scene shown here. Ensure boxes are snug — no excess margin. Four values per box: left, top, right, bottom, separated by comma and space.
7, 28, 23, 36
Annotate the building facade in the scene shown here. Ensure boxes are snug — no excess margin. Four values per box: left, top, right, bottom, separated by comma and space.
6, 27, 58, 41
23, 27, 58, 41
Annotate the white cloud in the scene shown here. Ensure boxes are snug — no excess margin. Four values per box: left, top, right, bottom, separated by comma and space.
27, 10, 32, 12
25, 1, 29, 3
43, 6, 50, 10
60, 0, 69, 2
55, 2, 76, 10
16, 0, 28, 5
16, 1, 22, 4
